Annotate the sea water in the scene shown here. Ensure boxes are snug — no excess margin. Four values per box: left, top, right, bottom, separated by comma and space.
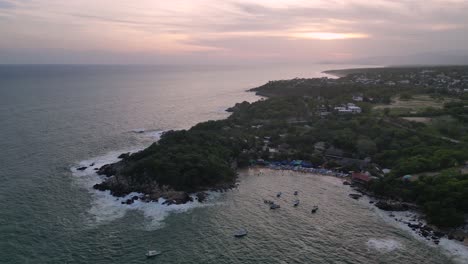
0, 64, 464, 263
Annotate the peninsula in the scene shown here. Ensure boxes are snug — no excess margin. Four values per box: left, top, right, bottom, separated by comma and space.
94, 66, 468, 231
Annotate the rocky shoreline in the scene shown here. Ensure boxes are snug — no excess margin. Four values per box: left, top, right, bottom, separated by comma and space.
347, 183, 467, 245
90, 152, 236, 206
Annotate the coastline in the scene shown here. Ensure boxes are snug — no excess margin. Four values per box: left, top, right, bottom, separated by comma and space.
255, 166, 468, 262
82, 65, 468, 261
71, 148, 225, 228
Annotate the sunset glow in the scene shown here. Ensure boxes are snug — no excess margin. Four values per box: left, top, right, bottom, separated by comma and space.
290, 32, 369, 40
0, 0, 467, 63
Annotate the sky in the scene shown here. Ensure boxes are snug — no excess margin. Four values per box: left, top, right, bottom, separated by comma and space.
0, 0, 468, 64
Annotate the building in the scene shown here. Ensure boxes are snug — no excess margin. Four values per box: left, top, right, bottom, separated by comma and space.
348, 106, 362, 113
351, 172, 372, 185
352, 95, 364, 102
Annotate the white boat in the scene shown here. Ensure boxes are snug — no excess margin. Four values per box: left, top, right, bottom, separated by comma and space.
145, 250, 161, 258
270, 203, 281, 209
293, 200, 300, 206
234, 228, 248, 237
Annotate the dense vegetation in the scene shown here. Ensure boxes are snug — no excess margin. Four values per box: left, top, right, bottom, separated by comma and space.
371, 170, 468, 227
111, 127, 245, 192
98, 66, 468, 226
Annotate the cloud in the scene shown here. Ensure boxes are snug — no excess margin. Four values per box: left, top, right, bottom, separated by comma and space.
0, 0, 15, 9
0, 0, 468, 63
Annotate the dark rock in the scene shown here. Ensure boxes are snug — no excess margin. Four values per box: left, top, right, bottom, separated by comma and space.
132, 196, 139, 201
369, 201, 374, 204
196, 192, 208, 203
118, 153, 130, 159
94, 168, 99, 170
375, 200, 408, 211
162, 192, 193, 205
125, 199, 134, 205
421, 230, 429, 237
448, 234, 454, 240
77, 166, 87, 171
89, 163, 95, 167
433, 231, 445, 238
93, 183, 108, 191
96, 164, 117, 177
343, 181, 351, 185
408, 223, 421, 229
421, 225, 433, 232
349, 193, 362, 200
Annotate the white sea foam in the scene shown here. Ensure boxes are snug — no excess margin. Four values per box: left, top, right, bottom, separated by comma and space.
366, 238, 403, 253
439, 238, 468, 264
130, 129, 167, 141
131, 128, 146, 134
361, 197, 468, 263
143, 130, 166, 141
71, 149, 223, 230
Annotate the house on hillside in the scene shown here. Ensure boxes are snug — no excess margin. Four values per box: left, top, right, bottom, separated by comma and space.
348, 105, 362, 113
352, 95, 364, 102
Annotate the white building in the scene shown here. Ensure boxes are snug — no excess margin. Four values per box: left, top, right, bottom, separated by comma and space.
348, 106, 362, 113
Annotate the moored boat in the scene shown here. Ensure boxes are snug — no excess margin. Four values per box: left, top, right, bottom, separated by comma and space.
145, 250, 161, 258
293, 199, 300, 207
311, 206, 318, 213
234, 228, 248, 237
270, 203, 281, 209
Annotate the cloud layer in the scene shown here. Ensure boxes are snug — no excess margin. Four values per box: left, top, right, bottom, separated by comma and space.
1, 0, 467, 63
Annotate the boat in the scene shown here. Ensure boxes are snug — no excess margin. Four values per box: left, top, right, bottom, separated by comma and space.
293, 199, 300, 207
311, 206, 318, 213
145, 250, 161, 258
234, 228, 248, 237
276, 192, 282, 198
294, 191, 298, 195
270, 203, 281, 209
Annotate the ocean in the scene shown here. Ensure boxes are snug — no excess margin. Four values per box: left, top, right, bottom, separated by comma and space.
0, 64, 466, 263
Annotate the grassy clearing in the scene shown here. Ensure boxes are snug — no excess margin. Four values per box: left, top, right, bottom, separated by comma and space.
401, 117, 432, 123
374, 94, 454, 110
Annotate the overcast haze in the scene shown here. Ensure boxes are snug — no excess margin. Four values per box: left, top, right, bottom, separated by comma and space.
1, 0, 468, 64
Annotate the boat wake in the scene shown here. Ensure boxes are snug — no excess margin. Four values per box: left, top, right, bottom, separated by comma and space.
71, 148, 223, 230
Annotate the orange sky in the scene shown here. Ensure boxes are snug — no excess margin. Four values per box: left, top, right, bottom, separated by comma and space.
0, 0, 467, 63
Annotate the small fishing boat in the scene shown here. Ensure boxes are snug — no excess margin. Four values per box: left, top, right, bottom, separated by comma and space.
311, 206, 319, 213
294, 191, 298, 195
276, 192, 282, 198
270, 203, 281, 209
145, 250, 161, 258
234, 228, 248, 237
293, 200, 300, 207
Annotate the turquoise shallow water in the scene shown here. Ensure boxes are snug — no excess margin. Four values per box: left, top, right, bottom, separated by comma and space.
0, 64, 462, 263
